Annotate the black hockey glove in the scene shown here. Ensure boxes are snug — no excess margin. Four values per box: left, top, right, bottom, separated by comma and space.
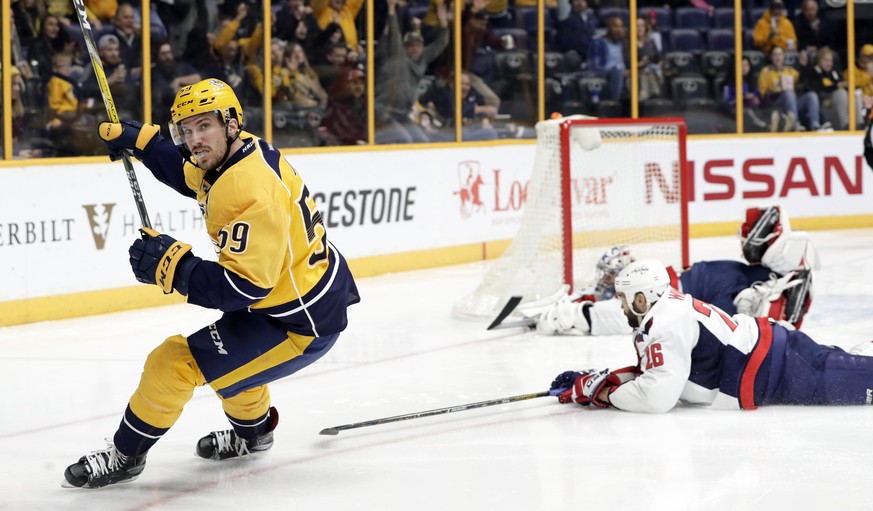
129, 228, 197, 295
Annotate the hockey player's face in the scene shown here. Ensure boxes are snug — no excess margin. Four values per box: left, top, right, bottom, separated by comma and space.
179, 113, 229, 171
618, 292, 642, 329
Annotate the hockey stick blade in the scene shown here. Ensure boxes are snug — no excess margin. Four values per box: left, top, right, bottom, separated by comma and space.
487, 296, 523, 330
487, 316, 538, 331
319, 388, 567, 436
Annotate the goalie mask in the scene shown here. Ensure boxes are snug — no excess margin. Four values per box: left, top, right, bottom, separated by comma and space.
169, 78, 244, 167
615, 259, 670, 316
595, 245, 636, 299
739, 205, 785, 264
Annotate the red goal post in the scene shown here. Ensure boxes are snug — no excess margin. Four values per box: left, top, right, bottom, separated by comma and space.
453, 116, 691, 320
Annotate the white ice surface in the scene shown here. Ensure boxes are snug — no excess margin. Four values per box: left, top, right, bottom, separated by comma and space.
1, 230, 873, 510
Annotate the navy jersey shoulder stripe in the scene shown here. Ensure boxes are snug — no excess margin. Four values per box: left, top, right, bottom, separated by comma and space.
257, 139, 282, 179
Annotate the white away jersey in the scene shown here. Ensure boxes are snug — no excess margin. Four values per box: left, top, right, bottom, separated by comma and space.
609, 288, 771, 413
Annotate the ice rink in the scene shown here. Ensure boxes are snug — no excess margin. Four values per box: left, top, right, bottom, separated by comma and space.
2, 230, 873, 510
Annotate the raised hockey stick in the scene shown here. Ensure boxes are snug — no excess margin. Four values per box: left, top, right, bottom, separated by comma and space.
319, 388, 567, 436
72, 0, 152, 229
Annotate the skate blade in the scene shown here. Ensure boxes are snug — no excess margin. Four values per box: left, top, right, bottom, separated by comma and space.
59, 475, 139, 489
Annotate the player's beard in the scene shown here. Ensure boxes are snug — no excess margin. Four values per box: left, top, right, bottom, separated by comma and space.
194, 139, 226, 171
624, 307, 641, 329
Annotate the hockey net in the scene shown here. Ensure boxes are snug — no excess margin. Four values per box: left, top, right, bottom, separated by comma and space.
453, 115, 689, 319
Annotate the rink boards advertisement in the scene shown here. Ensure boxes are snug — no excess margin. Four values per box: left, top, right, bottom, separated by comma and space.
0, 134, 871, 319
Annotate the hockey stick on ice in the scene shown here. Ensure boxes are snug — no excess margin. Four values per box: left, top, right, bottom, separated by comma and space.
72, 0, 152, 229
486, 296, 524, 330
319, 388, 567, 436
486, 285, 572, 331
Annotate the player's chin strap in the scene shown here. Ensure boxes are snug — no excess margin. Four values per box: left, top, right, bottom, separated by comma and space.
214, 121, 242, 172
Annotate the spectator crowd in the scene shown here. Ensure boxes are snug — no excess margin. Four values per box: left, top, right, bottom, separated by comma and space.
4, 0, 871, 157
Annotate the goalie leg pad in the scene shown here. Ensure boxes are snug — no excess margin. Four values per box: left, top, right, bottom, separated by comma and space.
734, 270, 812, 329
782, 269, 813, 329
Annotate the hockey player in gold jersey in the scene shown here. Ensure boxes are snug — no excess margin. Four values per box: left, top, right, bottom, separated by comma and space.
63, 79, 359, 488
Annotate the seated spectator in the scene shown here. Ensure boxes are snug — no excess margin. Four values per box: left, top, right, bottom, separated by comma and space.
322, 67, 368, 145
482, 0, 513, 29
374, 0, 449, 144
514, 0, 557, 8
313, 42, 352, 92
800, 47, 842, 130
758, 45, 821, 131
46, 53, 99, 156
433, 2, 508, 110
420, 0, 449, 43
155, 0, 199, 59
277, 42, 329, 110
27, 14, 78, 88
795, 0, 833, 54
427, 70, 500, 141
636, 16, 662, 101
457, 5, 506, 108
108, 3, 142, 81
151, 41, 202, 127
587, 16, 628, 102
555, 0, 598, 65
81, 33, 140, 119
723, 56, 771, 131
311, 0, 364, 51
12, 0, 44, 47
208, 5, 262, 97
274, 0, 321, 51
84, 0, 118, 32
848, 44, 873, 128
10, 65, 43, 158
203, 38, 245, 90
752, 0, 798, 54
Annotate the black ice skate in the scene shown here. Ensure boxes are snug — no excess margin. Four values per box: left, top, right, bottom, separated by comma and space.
196, 407, 279, 460
62, 441, 147, 488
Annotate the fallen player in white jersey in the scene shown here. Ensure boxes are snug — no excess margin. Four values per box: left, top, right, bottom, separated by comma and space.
529, 205, 817, 336
550, 259, 873, 412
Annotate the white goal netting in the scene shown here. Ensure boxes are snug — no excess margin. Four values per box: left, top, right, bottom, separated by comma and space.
453, 115, 688, 319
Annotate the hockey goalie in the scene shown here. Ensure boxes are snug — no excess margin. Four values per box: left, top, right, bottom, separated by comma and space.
518, 205, 818, 336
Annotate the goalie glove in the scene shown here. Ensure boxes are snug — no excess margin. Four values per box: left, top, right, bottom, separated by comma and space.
739, 205, 820, 273
733, 270, 813, 329
536, 297, 594, 336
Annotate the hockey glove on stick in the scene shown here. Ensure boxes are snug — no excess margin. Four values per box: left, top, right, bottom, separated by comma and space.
551, 370, 595, 404
552, 366, 640, 407
98, 120, 163, 161
129, 228, 197, 294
